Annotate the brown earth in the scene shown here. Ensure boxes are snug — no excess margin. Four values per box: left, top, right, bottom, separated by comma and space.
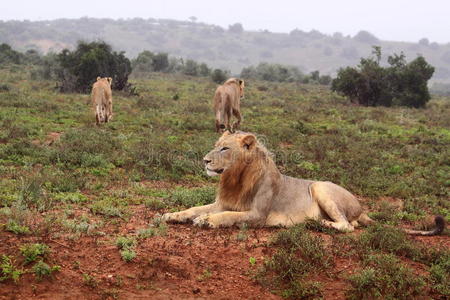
0, 205, 448, 300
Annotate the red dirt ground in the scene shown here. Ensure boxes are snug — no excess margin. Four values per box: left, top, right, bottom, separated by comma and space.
0, 205, 448, 300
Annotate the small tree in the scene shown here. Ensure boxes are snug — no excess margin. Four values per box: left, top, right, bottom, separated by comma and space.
57, 41, 131, 93
152, 53, 169, 72
211, 69, 228, 84
228, 23, 244, 34
332, 47, 434, 107
0, 43, 22, 64
183, 59, 199, 76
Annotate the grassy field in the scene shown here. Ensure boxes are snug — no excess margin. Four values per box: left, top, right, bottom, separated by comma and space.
0, 66, 449, 299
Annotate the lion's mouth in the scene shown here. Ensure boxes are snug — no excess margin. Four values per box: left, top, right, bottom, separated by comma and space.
206, 168, 224, 175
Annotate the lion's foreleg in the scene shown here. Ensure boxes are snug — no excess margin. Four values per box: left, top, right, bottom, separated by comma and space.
193, 211, 263, 228
162, 203, 222, 223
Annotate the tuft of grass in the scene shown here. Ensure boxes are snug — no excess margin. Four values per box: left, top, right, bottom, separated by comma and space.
0, 255, 23, 283
32, 260, 60, 280
347, 253, 425, 300
20, 243, 50, 264
120, 249, 136, 262
115, 236, 136, 250
168, 186, 215, 208
5, 219, 30, 235
256, 225, 331, 299
358, 224, 418, 258
144, 198, 166, 210
429, 251, 450, 296
90, 197, 128, 218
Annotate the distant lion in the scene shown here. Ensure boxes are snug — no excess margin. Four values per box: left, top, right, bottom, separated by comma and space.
163, 131, 445, 236
91, 77, 113, 125
213, 78, 245, 132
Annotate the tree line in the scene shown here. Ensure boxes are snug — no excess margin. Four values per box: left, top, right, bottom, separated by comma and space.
0, 42, 436, 107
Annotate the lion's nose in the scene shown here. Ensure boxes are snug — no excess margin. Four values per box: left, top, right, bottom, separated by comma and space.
203, 159, 211, 165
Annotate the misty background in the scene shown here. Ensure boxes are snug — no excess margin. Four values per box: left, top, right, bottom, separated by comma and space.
1, 0, 450, 82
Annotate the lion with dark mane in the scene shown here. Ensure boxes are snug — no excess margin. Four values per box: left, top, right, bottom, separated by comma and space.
213, 78, 245, 132
163, 131, 444, 235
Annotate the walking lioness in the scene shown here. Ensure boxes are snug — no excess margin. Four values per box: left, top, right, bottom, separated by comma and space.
163, 131, 444, 235
213, 78, 245, 132
91, 77, 113, 124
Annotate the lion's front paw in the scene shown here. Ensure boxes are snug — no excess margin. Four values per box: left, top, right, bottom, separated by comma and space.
162, 212, 190, 223
193, 215, 217, 228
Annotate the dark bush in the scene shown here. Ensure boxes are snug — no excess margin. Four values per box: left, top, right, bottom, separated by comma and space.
332, 47, 434, 107
56, 41, 131, 93
211, 69, 228, 84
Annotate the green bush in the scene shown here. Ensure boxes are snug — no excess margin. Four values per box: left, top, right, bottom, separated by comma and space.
347, 253, 425, 299
332, 46, 434, 107
57, 41, 131, 92
20, 243, 50, 264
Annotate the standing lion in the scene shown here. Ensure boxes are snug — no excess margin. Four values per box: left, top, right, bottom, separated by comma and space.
213, 78, 245, 132
91, 77, 113, 125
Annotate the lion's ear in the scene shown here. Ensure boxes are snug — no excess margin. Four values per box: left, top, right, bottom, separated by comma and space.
239, 79, 244, 87
107, 77, 112, 85
241, 134, 256, 150
96, 77, 101, 81
221, 130, 232, 138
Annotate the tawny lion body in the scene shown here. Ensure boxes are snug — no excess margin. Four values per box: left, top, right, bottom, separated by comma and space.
163, 131, 444, 235
91, 77, 113, 125
213, 78, 245, 132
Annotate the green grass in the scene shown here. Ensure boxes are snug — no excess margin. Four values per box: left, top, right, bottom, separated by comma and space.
347, 253, 426, 300
0, 255, 23, 283
256, 225, 332, 298
20, 243, 50, 264
0, 68, 449, 298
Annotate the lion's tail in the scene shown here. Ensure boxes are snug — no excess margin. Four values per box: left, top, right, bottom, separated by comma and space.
358, 213, 375, 226
403, 215, 445, 236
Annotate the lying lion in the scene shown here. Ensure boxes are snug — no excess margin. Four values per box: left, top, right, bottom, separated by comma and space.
213, 78, 245, 132
163, 131, 444, 235
91, 77, 113, 125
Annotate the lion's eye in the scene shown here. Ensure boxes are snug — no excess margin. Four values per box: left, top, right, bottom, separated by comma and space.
220, 147, 230, 152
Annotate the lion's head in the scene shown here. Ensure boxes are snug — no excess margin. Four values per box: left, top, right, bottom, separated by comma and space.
96, 77, 113, 86
224, 78, 245, 99
203, 131, 278, 210
203, 131, 258, 176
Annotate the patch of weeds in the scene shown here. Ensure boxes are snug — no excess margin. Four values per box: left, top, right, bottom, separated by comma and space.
249, 257, 257, 266
429, 251, 450, 296
18, 176, 53, 212
167, 186, 215, 208
5, 219, 30, 235
52, 192, 88, 204
144, 198, 166, 210
236, 223, 248, 241
20, 243, 50, 264
116, 236, 137, 262
256, 225, 331, 299
90, 196, 128, 218
116, 236, 136, 249
32, 260, 60, 280
358, 224, 419, 258
82, 273, 98, 288
120, 249, 136, 262
62, 218, 97, 235
347, 253, 425, 300
0, 255, 23, 283
138, 216, 168, 239
368, 201, 401, 224
197, 269, 212, 282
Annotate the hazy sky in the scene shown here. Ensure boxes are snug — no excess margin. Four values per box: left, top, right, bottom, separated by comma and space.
2, 0, 450, 43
